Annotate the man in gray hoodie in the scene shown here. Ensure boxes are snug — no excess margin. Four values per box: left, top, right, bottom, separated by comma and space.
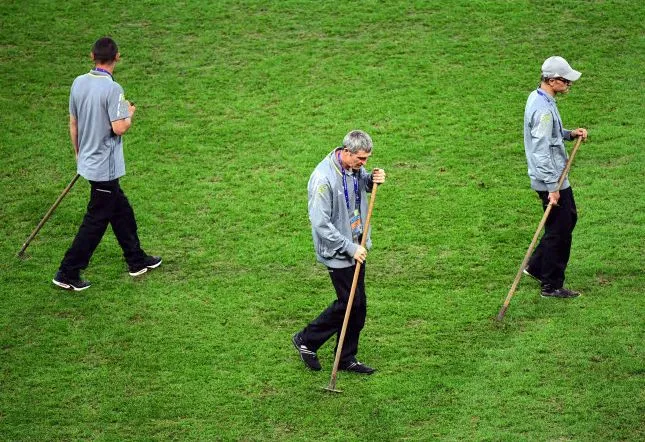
523, 56, 588, 298
293, 130, 385, 374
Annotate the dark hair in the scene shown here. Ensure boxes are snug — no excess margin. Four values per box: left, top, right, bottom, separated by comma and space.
92, 37, 118, 63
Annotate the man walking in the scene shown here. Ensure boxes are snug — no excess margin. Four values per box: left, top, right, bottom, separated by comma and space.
292, 130, 385, 374
53, 37, 161, 291
523, 56, 588, 298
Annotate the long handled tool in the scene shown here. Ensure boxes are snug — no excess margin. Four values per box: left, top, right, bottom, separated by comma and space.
497, 137, 583, 321
17, 173, 80, 259
324, 183, 379, 393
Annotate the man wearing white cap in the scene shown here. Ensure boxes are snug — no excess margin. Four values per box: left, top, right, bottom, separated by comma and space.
522, 56, 588, 298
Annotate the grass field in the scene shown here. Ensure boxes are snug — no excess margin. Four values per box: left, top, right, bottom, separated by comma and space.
1, 0, 643, 440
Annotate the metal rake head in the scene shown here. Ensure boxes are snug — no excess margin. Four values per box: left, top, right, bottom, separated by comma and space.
321, 386, 343, 394
16, 250, 31, 260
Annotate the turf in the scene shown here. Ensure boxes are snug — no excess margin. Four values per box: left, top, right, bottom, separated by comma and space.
0, 0, 643, 440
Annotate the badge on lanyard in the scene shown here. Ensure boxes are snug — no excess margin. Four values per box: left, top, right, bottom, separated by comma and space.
350, 209, 363, 243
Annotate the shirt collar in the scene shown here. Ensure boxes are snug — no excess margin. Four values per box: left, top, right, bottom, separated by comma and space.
537, 87, 555, 102
90, 68, 114, 81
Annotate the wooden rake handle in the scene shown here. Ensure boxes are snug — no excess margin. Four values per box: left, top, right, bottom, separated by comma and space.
17, 173, 81, 258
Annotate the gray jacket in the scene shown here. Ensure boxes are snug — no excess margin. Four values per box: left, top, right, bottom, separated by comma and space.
308, 149, 374, 268
523, 88, 574, 192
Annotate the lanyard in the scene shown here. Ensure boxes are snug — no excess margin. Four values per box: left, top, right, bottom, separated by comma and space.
536, 88, 550, 101
536, 89, 563, 134
92, 67, 113, 80
336, 150, 360, 211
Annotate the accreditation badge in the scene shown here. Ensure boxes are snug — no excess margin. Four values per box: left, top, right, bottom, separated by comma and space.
350, 209, 363, 242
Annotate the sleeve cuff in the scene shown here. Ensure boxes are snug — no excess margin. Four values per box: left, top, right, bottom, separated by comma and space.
546, 182, 559, 192
347, 242, 359, 258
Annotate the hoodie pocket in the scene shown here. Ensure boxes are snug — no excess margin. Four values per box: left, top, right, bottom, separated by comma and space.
317, 243, 337, 259
550, 144, 567, 172
548, 145, 563, 171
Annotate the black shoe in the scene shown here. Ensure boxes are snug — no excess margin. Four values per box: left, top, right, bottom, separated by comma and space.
541, 287, 580, 298
292, 332, 321, 371
339, 360, 375, 374
129, 256, 162, 276
52, 271, 91, 291
523, 267, 542, 283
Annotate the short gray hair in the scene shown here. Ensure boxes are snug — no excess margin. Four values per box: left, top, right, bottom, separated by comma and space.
343, 130, 373, 154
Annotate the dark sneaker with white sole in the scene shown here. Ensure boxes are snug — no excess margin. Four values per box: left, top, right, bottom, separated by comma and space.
339, 360, 376, 374
52, 271, 91, 291
129, 256, 162, 276
541, 287, 580, 298
292, 332, 321, 371
523, 267, 542, 283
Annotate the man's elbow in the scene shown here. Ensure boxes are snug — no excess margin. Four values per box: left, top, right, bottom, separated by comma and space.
111, 119, 131, 136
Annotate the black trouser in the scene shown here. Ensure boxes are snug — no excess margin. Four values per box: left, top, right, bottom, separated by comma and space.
301, 264, 367, 364
528, 187, 577, 290
59, 179, 146, 278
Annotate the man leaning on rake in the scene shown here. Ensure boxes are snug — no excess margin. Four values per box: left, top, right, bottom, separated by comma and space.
522, 56, 588, 298
293, 130, 386, 374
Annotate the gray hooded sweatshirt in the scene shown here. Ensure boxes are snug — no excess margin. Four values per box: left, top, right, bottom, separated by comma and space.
308, 148, 374, 268
523, 88, 574, 192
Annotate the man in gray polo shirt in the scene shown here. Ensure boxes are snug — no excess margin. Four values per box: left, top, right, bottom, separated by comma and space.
53, 37, 161, 291
522, 56, 588, 298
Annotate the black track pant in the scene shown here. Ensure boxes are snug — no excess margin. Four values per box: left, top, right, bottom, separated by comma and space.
301, 264, 367, 364
59, 179, 146, 278
528, 186, 577, 290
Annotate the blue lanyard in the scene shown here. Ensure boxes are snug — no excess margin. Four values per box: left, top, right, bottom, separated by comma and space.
536, 88, 550, 101
92, 67, 113, 80
536, 89, 563, 134
336, 150, 360, 211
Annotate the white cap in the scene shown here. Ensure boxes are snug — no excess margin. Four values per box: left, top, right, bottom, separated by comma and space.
541, 56, 582, 81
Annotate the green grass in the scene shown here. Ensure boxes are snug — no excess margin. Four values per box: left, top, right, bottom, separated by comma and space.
1, 0, 643, 440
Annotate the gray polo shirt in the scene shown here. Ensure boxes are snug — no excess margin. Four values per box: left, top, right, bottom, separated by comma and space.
70, 69, 130, 182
